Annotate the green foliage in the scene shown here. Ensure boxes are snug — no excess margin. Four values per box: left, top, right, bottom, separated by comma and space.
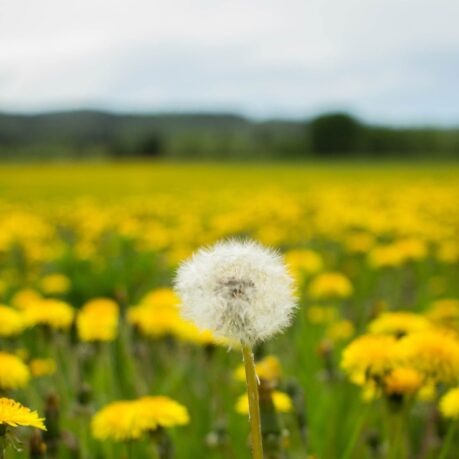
310, 113, 362, 155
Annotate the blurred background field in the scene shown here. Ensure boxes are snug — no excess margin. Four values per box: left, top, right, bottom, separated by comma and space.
0, 162, 458, 458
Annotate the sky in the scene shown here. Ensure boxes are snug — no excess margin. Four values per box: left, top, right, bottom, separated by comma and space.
1, 0, 459, 125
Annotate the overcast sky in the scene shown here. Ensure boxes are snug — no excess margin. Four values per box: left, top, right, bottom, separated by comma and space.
1, 0, 458, 124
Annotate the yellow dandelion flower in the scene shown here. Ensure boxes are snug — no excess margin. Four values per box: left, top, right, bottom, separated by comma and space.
0, 352, 30, 390
0, 305, 25, 337
128, 303, 180, 339
23, 299, 74, 330
326, 319, 355, 342
139, 288, 180, 309
439, 387, 459, 419
285, 249, 323, 280
236, 391, 292, 414
344, 231, 375, 254
173, 320, 233, 347
11, 288, 42, 310
306, 305, 337, 324
0, 398, 46, 430
92, 396, 189, 442
341, 334, 400, 385
399, 329, 459, 384
368, 238, 427, 269
137, 396, 190, 428
234, 355, 282, 383
426, 299, 459, 329
396, 238, 427, 262
77, 298, 119, 342
92, 400, 153, 441
127, 288, 182, 339
40, 273, 70, 295
384, 367, 423, 396
308, 272, 353, 300
368, 244, 404, 269
368, 312, 432, 337
30, 358, 57, 378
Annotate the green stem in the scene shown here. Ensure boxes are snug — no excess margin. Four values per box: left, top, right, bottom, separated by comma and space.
388, 413, 402, 459
438, 421, 457, 459
241, 341, 264, 459
341, 407, 368, 459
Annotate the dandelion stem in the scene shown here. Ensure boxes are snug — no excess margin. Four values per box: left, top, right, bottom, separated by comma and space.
241, 341, 264, 459
341, 406, 368, 459
438, 420, 457, 459
0, 436, 5, 459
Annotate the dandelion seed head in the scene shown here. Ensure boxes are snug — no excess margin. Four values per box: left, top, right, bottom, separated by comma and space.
174, 240, 296, 344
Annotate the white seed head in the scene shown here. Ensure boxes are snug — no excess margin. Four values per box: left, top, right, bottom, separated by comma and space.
174, 239, 297, 344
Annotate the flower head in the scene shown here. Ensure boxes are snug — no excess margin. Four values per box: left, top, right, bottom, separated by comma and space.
10, 289, 42, 309
23, 299, 74, 330
0, 305, 25, 337
174, 240, 296, 344
384, 367, 423, 396
439, 387, 459, 419
0, 398, 46, 431
284, 248, 323, 281
368, 312, 432, 338
127, 291, 181, 339
91, 400, 151, 441
236, 391, 292, 414
40, 273, 70, 295
30, 358, 57, 378
0, 352, 30, 390
234, 355, 282, 383
308, 272, 353, 300
398, 329, 459, 384
77, 298, 119, 342
341, 334, 400, 385
92, 396, 189, 442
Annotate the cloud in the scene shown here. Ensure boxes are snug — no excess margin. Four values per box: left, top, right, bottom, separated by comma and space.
1, 0, 458, 124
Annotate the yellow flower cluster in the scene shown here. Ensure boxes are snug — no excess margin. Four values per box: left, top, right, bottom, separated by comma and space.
92, 396, 189, 441
342, 311, 459, 402
368, 238, 427, 268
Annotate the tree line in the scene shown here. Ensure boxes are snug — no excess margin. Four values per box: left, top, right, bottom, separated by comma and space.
0, 111, 458, 160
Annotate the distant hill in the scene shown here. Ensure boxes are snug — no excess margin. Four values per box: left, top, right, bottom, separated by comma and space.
0, 110, 458, 160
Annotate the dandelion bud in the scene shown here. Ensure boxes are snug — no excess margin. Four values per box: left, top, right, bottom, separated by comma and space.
175, 240, 296, 344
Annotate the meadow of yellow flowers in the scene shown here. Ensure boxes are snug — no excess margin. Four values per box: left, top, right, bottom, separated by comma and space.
0, 162, 458, 458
